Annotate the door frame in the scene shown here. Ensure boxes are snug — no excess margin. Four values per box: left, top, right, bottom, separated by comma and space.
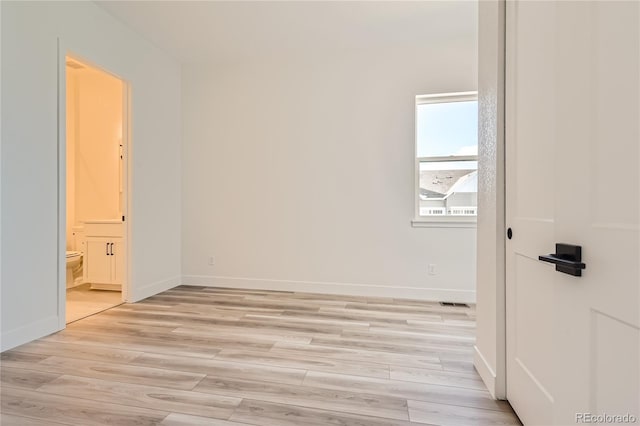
501, 0, 512, 401
474, 0, 508, 401
56, 39, 132, 329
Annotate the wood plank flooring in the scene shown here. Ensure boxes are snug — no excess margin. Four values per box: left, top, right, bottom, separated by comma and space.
0, 285, 521, 425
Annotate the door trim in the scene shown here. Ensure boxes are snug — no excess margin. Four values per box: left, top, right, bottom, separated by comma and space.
502, 0, 513, 402
474, 0, 508, 400
57, 39, 132, 330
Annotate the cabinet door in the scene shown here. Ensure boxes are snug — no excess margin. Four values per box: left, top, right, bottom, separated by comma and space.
85, 238, 112, 284
111, 239, 124, 285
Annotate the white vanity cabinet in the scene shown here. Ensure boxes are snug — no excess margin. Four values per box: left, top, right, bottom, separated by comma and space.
83, 221, 124, 291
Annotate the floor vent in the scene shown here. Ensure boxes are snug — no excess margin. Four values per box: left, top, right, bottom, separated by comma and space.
439, 302, 469, 307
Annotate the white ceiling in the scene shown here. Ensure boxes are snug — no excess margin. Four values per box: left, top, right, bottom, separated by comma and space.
95, 1, 478, 64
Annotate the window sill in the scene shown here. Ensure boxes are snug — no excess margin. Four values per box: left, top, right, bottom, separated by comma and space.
411, 218, 477, 228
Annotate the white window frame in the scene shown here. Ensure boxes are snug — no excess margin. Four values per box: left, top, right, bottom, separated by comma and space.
412, 91, 478, 228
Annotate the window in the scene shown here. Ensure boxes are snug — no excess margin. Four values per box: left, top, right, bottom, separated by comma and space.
414, 92, 478, 226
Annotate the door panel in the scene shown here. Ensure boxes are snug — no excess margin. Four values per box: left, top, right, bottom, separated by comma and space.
592, 311, 639, 416
505, 1, 557, 424
514, 255, 553, 383
552, 2, 639, 423
506, 1, 640, 424
590, 3, 639, 227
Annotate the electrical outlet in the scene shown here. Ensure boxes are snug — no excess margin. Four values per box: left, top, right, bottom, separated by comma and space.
208, 256, 215, 266
428, 264, 436, 275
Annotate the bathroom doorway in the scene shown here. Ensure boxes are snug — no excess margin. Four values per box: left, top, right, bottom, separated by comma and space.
64, 55, 129, 324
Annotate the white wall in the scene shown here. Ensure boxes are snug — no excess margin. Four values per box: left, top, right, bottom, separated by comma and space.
73, 66, 123, 224
182, 44, 478, 301
1, 1, 182, 351
474, 0, 506, 399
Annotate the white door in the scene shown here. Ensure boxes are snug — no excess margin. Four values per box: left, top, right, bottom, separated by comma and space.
506, 2, 639, 425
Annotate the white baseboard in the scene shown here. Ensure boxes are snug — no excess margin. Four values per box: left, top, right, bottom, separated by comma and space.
474, 345, 497, 398
1, 315, 60, 352
181, 275, 476, 303
129, 275, 181, 303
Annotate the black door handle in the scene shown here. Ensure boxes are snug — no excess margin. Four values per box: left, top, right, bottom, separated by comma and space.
106, 242, 109, 256
110, 243, 114, 256
539, 243, 585, 276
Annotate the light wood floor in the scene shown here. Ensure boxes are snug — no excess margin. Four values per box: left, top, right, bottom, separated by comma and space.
1, 285, 521, 425
66, 284, 122, 324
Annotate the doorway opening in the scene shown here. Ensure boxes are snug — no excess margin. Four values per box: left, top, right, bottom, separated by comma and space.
64, 55, 128, 324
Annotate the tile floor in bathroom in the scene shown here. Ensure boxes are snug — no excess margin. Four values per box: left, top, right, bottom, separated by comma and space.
66, 284, 122, 323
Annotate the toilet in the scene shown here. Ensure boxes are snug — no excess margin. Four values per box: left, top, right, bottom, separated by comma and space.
66, 251, 83, 288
